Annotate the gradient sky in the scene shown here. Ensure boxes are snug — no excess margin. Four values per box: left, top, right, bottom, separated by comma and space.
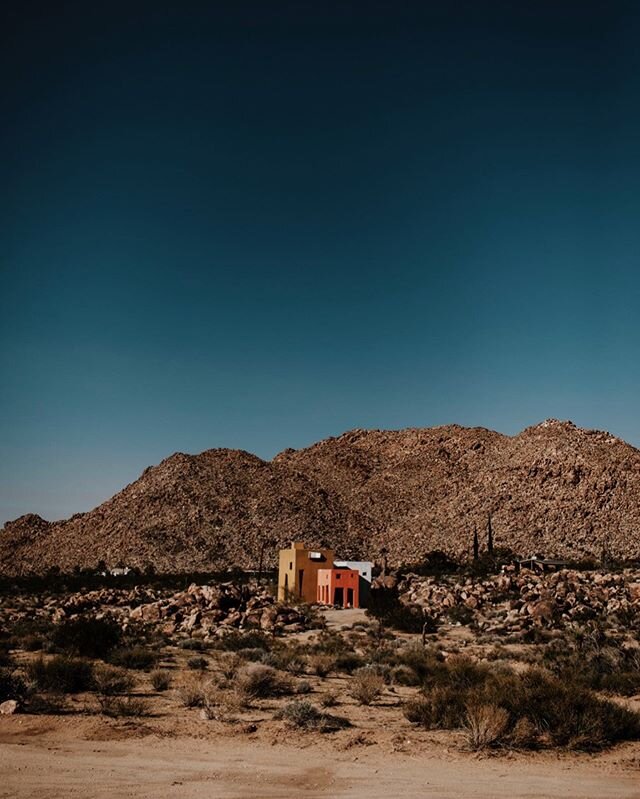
2, 2, 640, 523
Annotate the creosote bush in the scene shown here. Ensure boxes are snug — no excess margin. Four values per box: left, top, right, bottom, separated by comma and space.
27, 656, 93, 694
52, 616, 122, 659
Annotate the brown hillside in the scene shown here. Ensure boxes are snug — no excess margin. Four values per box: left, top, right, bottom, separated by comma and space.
1, 420, 640, 574
0, 450, 364, 575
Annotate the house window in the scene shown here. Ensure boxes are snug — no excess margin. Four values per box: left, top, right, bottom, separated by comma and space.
289, 562, 293, 570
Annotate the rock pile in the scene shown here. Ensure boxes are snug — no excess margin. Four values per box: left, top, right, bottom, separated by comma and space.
129, 581, 312, 637
399, 568, 640, 635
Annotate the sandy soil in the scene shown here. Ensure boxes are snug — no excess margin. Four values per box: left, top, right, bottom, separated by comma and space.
1, 713, 639, 799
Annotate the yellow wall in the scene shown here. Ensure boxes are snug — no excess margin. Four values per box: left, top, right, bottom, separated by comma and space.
277, 542, 334, 603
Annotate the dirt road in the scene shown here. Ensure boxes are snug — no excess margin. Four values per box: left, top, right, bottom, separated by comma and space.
2, 719, 639, 799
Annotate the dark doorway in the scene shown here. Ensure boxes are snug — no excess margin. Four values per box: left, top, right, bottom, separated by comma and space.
284, 574, 288, 598
298, 569, 304, 597
334, 587, 344, 606
347, 588, 354, 607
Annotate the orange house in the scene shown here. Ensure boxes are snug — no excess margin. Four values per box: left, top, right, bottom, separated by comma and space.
317, 567, 360, 608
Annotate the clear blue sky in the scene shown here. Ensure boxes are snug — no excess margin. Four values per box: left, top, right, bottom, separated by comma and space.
2, 2, 639, 522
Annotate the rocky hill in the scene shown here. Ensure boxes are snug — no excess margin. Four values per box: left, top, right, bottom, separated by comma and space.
1, 420, 640, 574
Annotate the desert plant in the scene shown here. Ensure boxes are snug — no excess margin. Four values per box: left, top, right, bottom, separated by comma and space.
177, 676, 206, 707
464, 703, 509, 749
27, 656, 93, 694
235, 664, 293, 699
52, 616, 122, 659
274, 700, 350, 732
0, 667, 27, 703
93, 664, 135, 696
296, 680, 312, 695
109, 646, 158, 671
98, 695, 149, 718
150, 670, 172, 691
308, 654, 335, 678
349, 667, 384, 705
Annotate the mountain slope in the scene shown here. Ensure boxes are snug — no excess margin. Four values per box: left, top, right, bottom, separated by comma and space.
1, 420, 639, 574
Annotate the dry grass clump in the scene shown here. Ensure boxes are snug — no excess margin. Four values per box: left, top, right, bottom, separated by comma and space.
177, 675, 207, 707
98, 695, 149, 718
200, 687, 245, 721
93, 664, 135, 696
464, 703, 510, 750
308, 654, 335, 678
349, 667, 385, 706
235, 664, 293, 699
150, 669, 172, 691
274, 700, 350, 732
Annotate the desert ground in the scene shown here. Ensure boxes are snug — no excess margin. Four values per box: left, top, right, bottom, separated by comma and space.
2, 575, 640, 799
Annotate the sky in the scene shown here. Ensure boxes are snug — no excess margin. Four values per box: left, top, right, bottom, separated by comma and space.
1, 1, 640, 523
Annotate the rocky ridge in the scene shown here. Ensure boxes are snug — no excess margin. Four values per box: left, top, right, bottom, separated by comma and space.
1, 420, 640, 574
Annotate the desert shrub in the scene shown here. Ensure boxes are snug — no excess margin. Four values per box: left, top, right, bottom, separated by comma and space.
200, 687, 244, 721
397, 644, 444, 684
235, 647, 266, 663
334, 653, 366, 674
177, 676, 206, 707
187, 656, 209, 671
403, 657, 640, 751
235, 664, 292, 699
312, 631, 353, 656
110, 646, 158, 671
320, 690, 338, 708
367, 585, 430, 633
464, 703, 509, 749
52, 616, 122, 659
93, 664, 135, 696
27, 656, 93, 694
308, 654, 335, 678
391, 665, 421, 686
349, 667, 384, 705
296, 680, 312, 695
98, 695, 149, 718
543, 641, 640, 697
0, 668, 27, 703
403, 697, 434, 726
274, 700, 350, 732
150, 670, 172, 691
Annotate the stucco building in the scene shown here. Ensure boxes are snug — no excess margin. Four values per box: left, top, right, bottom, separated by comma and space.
277, 542, 334, 603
